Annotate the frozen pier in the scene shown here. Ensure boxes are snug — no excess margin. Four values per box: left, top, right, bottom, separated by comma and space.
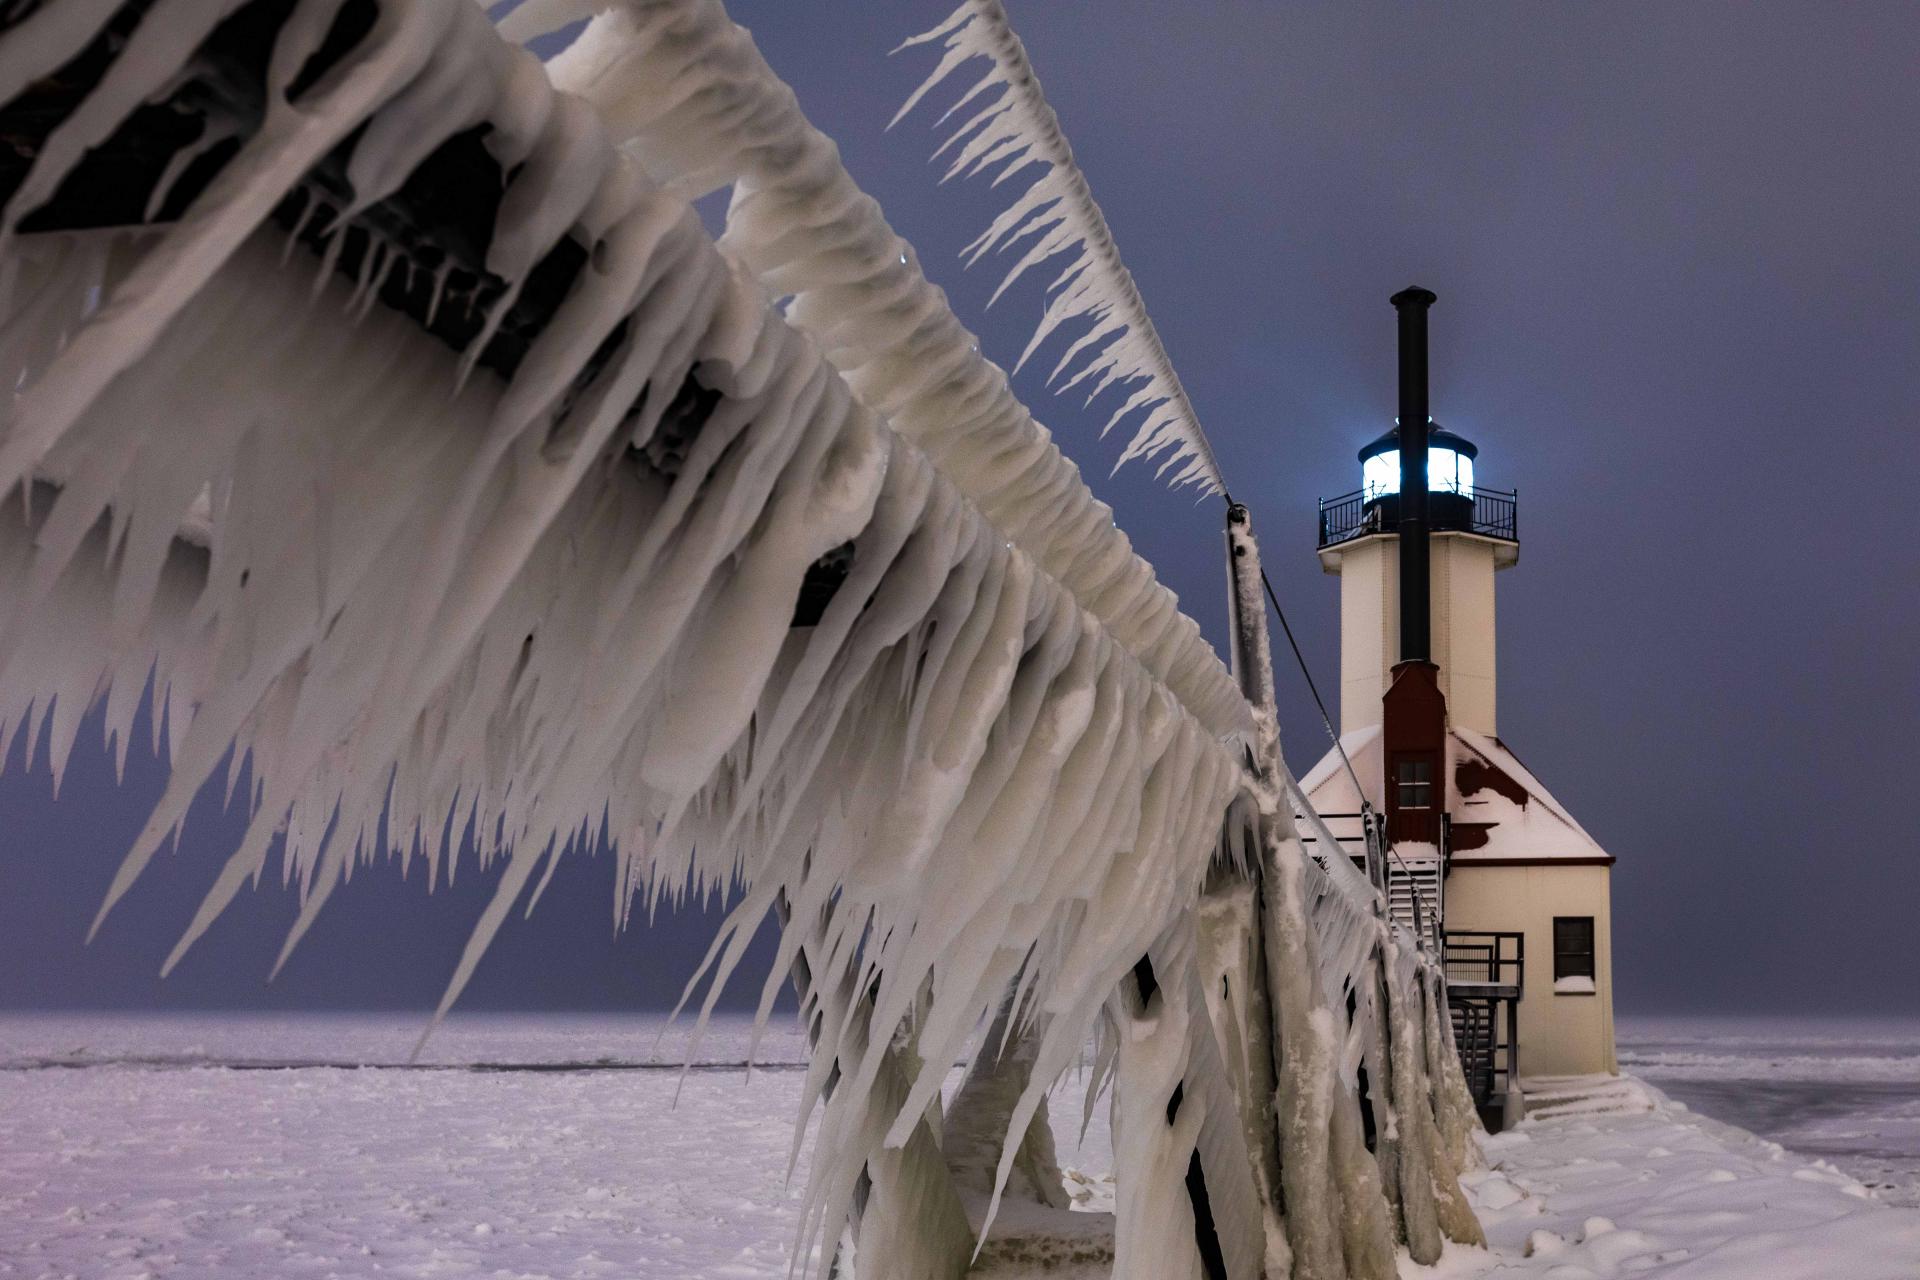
1428, 1075, 1920, 1280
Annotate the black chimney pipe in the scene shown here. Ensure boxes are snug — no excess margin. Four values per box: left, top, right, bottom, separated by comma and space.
1391, 286, 1437, 664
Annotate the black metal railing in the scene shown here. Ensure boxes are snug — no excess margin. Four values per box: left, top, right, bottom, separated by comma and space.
1442, 930, 1524, 995
1445, 930, 1525, 1123
1317, 485, 1518, 549
1317, 489, 1383, 547
1466, 486, 1518, 542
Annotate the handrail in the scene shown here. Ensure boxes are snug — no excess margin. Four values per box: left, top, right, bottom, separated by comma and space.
1441, 930, 1525, 997
1317, 484, 1518, 550
1281, 775, 1444, 964
1282, 773, 1378, 906
1384, 830, 1439, 952
1285, 790, 1439, 954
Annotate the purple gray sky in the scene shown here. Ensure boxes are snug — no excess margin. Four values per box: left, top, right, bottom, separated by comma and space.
3, 1, 1916, 1013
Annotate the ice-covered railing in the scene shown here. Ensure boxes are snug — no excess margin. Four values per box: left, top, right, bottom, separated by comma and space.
875, 0, 1453, 1099
487, 0, 1250, 741
0, 2, 1253, 1272
0, 2, 1486, 1276
1205, 504, 1483, 1275
875, 3, 1463, 1178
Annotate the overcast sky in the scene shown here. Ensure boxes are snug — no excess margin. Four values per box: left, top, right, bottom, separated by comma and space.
3, 1, 1916, 1015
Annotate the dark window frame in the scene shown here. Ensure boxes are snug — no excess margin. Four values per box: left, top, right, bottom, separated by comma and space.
1552, 916, 1596, 987
1394, 757, 1434, 810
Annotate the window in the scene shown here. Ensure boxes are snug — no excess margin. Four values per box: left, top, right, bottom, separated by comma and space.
1360, 447, 1475, 501
1394, 758, 1433, 810
1362, 451, 1398, 502
1425, 447, 1467, 496
1553, 917, 1596, 994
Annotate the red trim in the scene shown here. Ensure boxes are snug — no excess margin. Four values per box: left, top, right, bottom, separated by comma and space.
1383, 661, 1446, 845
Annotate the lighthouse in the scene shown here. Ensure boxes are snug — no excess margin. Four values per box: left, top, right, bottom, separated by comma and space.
1300, 288, 1618, 1127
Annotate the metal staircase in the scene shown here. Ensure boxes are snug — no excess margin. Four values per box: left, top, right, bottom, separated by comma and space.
1448, 998, 1498, 1109
1442, 930, 1523, 1131
1386, 858, 1442, 943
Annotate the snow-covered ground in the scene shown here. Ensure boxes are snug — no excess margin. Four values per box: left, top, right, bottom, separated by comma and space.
1423, 1073, 1920, 1279
3, 1013, 1917, 1278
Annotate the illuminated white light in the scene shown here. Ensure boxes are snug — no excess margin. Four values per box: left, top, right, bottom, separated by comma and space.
1363, 451, 1398, 501
1361, 447, 1474, 500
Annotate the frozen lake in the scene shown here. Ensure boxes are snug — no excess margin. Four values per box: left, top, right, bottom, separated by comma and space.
0, 1012, 1116, 1279
1618, 1014, 1920, 1207
3, 1011, 1917, 1276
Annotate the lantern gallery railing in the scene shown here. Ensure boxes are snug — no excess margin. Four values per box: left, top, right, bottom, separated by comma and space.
1317, 484, 1519, 549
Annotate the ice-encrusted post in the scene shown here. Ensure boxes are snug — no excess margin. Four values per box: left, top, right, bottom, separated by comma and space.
1425, 968, 1482, 1176
777, 894, 973, 1279
1382, 937, 1486, 1258
1225, 505, 1397, 1280
1381, 938, 1445, 1260
1196, 842, 1289, 1274
1111, 938, 1213, 1280
940, 988, 1072, 1215
1202, 508, 1290, 1273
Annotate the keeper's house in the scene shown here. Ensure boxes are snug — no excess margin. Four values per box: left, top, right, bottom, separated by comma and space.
1299, 289, 1617, 1127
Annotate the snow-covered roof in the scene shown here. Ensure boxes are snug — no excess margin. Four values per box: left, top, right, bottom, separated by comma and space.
1448, 728, 1612, 864
1296, 724, 1381, 816
1297, 724, 1614, 865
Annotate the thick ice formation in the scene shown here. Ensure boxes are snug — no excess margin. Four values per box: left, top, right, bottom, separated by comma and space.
0, 1, 1246, 1267
498, 0, 1248, 740
893, 0, 1227, 495
0, 3, 1485, 1276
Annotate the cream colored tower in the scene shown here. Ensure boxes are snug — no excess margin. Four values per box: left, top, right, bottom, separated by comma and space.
1315, 424, 1517, 737
1319, 530, 1516, 737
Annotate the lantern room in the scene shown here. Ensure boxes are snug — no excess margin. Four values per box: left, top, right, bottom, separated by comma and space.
1360, 421, 1474, 499
1345, 423, 1503, 543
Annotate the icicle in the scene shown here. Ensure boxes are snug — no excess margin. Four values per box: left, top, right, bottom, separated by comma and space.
535, 0, 1249, 743
894, 0, 1228, 496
